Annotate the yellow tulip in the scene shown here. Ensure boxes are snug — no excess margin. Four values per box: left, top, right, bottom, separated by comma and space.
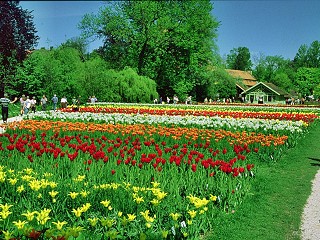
127, 214, 136, 221
52, 221, 68, 230
100, 199, 111, 208
13, 220, 27, 230
72, 208, 83, 218
22, 210, 37, 221
68, 192, 79, 199
49, 190, 59, 198
88, 217, 99, 227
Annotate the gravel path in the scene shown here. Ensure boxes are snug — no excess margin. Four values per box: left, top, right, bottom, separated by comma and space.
0, 116, 23, 133
301, 169, 320, 240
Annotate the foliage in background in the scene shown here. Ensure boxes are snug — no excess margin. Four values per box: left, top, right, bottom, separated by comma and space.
226, 47, 252, 71
0, 1, 39, 96
294, 67, 320, 98
79, 0, 220, 101
250, 41, 320, 99
204, 67, 237, 100
13, 47, 158, 103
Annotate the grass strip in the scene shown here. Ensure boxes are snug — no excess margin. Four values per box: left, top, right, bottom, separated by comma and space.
211, 122, 320, 240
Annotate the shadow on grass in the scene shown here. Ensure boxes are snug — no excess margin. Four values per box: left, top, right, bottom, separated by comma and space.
308, 157, 320, 167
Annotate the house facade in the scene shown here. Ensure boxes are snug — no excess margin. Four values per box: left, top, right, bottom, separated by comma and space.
241, 82, 290, 104
225, 69, 290, 104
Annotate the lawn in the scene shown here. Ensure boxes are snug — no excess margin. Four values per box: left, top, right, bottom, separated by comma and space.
211, 122, 320, 240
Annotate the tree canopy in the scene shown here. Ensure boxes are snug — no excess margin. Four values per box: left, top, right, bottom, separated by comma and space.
293, 40, 320, 69
15, 47, 158, 103
226, 47, 252, 71
0, 1, 39, 96
79, 0, 220, 101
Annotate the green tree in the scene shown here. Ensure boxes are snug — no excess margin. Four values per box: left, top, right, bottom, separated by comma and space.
15, 47, 85, 100
60, 37, 89, 62
16, 47, 157, 103
293, 44, 308, 69
294, 67, 320, 97
0, 1, 39, 96
204, 67, 236, 100
252, 54, 295, 91
226, 47, 252, 71
293, 40, 320, 69
306, 40, 320, 68
79, 1, 219, 101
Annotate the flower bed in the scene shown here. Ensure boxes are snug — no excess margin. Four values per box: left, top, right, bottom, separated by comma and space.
62, 105, 319, 123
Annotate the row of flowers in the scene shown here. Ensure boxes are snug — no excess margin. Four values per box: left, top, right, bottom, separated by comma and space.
5, 119, 289, 148
0, 165, 219, 240
86, 102, 320, 113
62, 105, 319, 123
25, 111, 308, 134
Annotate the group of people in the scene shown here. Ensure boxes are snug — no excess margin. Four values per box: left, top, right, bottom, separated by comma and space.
0, 93, 88, 124
18, 94, 39, 116
51, 95, 83, 111
153, 95, 192, 105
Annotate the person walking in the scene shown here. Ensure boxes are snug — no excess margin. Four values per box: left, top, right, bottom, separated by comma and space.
19, 94, 26, 116
0, 93, 17, 124
60, 96, 67, 108
23, 96, 31, 115
40, 95, 47, 111
30, 96, 37, 113
52, 94, 58, 111
90, 96, 97, 103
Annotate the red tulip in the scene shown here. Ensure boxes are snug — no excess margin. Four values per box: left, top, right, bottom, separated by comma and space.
191, 164, 197, 172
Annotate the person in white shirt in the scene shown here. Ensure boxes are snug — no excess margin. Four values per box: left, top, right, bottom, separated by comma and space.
90, 96, 97, 103
23, 96, 31, 115
61, 96, 67, 108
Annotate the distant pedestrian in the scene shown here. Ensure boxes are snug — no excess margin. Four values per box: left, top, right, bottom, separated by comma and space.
30, 96, 37, 113
173, 95, 179, 104
40, 95, 47, 111
23, 96, 31, 114
185, 96, 192, 105
52, 94, 58, 111
77, 95, 81, 110
0, 93, 17, 123
90, 96, 97, 103
61, 96, 67, 108
19, 94, 26, 116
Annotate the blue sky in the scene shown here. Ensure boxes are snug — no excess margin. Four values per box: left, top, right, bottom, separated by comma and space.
20, 1, 320, 60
